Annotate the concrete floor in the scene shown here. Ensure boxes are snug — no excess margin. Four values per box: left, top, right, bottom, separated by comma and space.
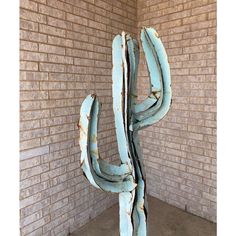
71, 196, 216, 236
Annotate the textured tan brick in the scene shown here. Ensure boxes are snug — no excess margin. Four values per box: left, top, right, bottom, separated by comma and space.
39, 43, 65, 55
20, 0, 38, 11
21, 91, 48, 101
20, 156, 41, 170
20, 71, 48, 81
20, 9, 47, 24
39, 24, 66, 37
21, 110, 50, 121
20, 138, 41, 151
20, 30, 47, 43
20, 19, 38, 31
20, 51, 47, 62
20, 40, 38, 51
39, 4, 65, 19
21, 215, 50, 235
39, 63, 66, 72
20, 81, 40, 90
20, 101, 41, 111
48, 0, 73, 12
48, 36, 73, 47
66, 13, 88, 26
20, 61, 38, 71
183, 13, 208, 25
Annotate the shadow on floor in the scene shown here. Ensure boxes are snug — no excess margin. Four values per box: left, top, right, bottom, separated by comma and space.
71, 195, 216, 236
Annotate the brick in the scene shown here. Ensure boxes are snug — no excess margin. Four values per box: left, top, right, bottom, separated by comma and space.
20, 181, 50, 200
20, 81, 40, 90
21, 215, 50, 235
20, 175, 41, 189
20, 197, 50, 218
48, 55, 73, 64
39, 4, 65, 19
39, 24, 66, 37
20, 40, 38, 51
203, 192, 216, 202
21, 164, 50, 181
20, 9, 47, 24
20, 0, 38, 11
48, 16, 73, 30
20, 138, 41, 151
66, 13, 88, 26
20, 146, 49, 160
20, 128, 49, 141
20, 19, 38, 31
20, 101, 40, 111
39, 63, 66, 72
20, 30, 47, 43
48, 36, 73, 47
191, 3, 216, 15
39, 44, 65, 55
21, 91, 48, 101
20, 99, 40, 111
20, 210, 43, 228
20, 120, 41, 131
48, 0, 73, 12
20, 51, 48, 62
20, 71, 48, 81
20, 61, 38, 71
183, 14, 208, 25
20, 156, 41, 170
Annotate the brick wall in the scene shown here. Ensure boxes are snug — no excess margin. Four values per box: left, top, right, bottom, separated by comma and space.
20, 0, 137, 235
137, 0, 216, 222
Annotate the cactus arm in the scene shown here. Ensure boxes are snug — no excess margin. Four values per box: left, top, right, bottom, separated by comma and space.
79, 94, 137, 193
112, 34, 133, 171
79, 94, 100, 189
132, 27, 163, 117
89, 97, 131, 182
133, 27, 172, 131
132, 28, 164, 121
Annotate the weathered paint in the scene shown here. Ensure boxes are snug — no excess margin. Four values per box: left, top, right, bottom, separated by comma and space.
79, 27, 172, 235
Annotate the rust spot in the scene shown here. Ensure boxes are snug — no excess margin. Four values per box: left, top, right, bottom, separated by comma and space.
78, 122, 85, 134
140, 204, 144, 211
152, 90, 161, 99
155, 31, 159, 38
80, 159, 84, 167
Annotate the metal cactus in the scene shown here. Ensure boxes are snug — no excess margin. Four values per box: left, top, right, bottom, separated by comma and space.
78, 27, 172, 236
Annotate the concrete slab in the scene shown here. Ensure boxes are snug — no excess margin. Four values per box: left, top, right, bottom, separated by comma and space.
71, 196, 216, 236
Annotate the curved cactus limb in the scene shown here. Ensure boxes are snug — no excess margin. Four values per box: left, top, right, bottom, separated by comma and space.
79, 94, 136, 193
132, 28, 172, 131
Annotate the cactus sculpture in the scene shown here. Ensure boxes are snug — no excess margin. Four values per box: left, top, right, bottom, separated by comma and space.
78, 27, 172, 236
